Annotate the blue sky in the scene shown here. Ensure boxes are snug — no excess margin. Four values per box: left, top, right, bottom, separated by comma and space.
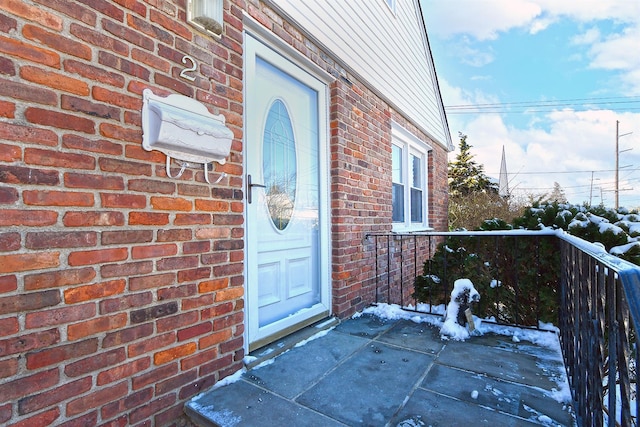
421, 0, 640, 209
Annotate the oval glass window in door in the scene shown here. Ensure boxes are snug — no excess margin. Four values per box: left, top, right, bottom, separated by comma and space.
263, 99, 296, 231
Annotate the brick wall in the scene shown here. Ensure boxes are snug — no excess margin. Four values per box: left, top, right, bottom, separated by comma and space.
0, 0, 449, 425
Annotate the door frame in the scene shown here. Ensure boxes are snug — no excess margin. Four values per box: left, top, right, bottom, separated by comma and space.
243, 21, 333, 352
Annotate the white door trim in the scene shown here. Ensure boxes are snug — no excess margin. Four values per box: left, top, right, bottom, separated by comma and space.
243, 31, 331, 352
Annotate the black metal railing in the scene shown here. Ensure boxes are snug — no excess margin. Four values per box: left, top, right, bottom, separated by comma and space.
366, 230, 640, 427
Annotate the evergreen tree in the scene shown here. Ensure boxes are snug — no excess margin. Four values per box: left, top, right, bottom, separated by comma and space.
448, 132, 498, 197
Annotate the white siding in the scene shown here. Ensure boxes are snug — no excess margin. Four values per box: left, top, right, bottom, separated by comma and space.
270, 0, 451, 150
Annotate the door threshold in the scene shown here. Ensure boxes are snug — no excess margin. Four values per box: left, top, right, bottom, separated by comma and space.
245, 316, 339, 370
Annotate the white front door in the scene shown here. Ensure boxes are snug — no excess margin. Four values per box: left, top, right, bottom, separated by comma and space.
245, 34, 330, 350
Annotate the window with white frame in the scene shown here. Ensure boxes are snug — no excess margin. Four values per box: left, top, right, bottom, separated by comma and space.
391, 123, 431, 230
385, 0, 397, 14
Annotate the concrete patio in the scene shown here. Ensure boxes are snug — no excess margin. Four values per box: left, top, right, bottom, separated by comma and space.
185, 312, 576, 426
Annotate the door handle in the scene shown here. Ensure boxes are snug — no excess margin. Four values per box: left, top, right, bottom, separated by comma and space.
247, 174, 266, 204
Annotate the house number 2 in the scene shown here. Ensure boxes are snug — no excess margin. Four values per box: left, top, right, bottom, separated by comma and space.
180, 55, 197, 81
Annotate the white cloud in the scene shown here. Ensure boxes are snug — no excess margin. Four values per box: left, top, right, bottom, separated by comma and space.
422, 0, 542, 41
444, 86, 640, 206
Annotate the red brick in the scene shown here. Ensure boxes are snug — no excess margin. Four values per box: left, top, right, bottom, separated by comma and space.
99, 122, 142, 143
25, 303, 96, 329
97, 357, 150, 385
0, 252, 60, 274
25, 231, 97, 249
182, 294, 214, 311
24, 147, 95, 169
156, 311, 198, 334
63, 211, 125, 227
101, 230, 153, 245
157, 284, 197, 301
129, 211, 169, 225
61, 95, 120, 120
0, 144, 22, 162
57, 412, 98, 427
25, 338, 97, 369
101, 387, 152, 420
0, 185, 18, 204
92, 86, 141, 109
66, 58, 121, 88
68, 247, 128, 266
157, 228, 192, 242
0, 34, 60, 67
129, 272, 175, 291
10, 407, 60, 427
131, 243, 177, 259
183, 241, 211, 254
65, 173, 123, 190
175, 213, 211, 225
99, 157, 151, 176
0, 275, 18, 293
132, 47, 170, 72
25, 107, 95, 133
0, 328, 60, 356
195, 199, 229, 211
157, 255, 198, 272
178, 267, 212, 284
23, 190, 94, 207
150, 8, 191, 40
0, 209, 58, 226
100, 193, 146, 209
64, 279, 126, 303
98, 50, 150, 80
70, 23, 128, 57
0, 317, 18, 336
32, 0, 97, 26
0, 369, 58, 402
3, 0, 63, 30
181, 347, 218, 371
103, 322, 153, 348
125, 143, 164, 163
66, 381, 128, 416
0, 232, 20, 252
155, 370, 197, 397
128, 333, 176, 358
131, 361, 177, 390
153, 342, 197, 365
126, 13, 173, 45
0, 164, 59, 185
198, 278, 229, 293
21, 65, 90, 95
130, 393, 176, 425
0, 100, 14, 118
67, 313, 127, 341
155, 73, 194, 96
150, 196, 192, 211
128, 178, 175, 194
66, 348, 126, 379
0, 121, 58, 145
102, 19, 154, 51
177, 321, 212, 342
198, 328, 233, 349
0, 358, 18, 379
24, 267, 96, 291
101, 260, 153, 278
19, 377, 93, 414
62, 133, 122, 155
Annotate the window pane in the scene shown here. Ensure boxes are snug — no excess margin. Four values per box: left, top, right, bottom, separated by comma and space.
392, 183, 404, 222
411, 188, 422, 222
392, 145, 402, 183
411, 154, 421, 188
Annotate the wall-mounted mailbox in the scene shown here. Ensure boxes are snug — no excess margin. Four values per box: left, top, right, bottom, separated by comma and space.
142, 88, 233, 183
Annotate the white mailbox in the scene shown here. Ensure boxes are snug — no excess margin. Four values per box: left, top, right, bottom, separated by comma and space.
142, 88, 233, 183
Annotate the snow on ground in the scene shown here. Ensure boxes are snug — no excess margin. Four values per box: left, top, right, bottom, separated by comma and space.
362, 302, 573, 407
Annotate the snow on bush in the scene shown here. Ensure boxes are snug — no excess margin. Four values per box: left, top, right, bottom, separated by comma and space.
440, 279, 480, 341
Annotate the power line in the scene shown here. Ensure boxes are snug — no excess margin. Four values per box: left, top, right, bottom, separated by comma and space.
445, 95, 640, 114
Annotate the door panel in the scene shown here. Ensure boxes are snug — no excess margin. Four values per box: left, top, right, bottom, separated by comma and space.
245, 34, 330, 349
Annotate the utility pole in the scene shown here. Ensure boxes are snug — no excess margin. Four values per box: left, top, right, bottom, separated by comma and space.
615, 120, 633, 209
